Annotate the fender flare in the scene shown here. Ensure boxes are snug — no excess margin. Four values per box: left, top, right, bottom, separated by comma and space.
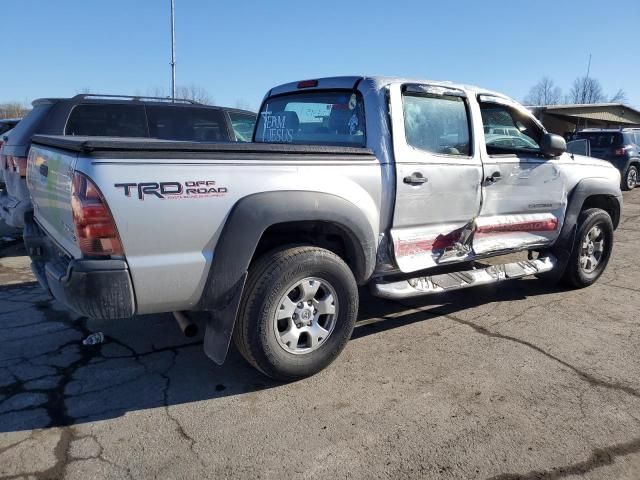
556, 177, 622, 252
199, 191, 378, 365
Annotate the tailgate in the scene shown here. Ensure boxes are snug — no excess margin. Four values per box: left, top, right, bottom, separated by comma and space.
27, 145, 80, 257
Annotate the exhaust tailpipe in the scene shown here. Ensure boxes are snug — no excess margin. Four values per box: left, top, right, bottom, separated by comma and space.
173, 311, 198, 338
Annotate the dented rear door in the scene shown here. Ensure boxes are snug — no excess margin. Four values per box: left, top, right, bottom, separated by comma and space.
389, 83, 483, 272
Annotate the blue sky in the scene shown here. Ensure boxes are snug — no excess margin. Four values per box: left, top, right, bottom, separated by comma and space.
2, 0, 639, 110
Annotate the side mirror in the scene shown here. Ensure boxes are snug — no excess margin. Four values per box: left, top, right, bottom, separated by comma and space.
541, 133, 566, 157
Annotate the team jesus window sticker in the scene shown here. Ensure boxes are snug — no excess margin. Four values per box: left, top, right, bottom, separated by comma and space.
259, 95, 362, 143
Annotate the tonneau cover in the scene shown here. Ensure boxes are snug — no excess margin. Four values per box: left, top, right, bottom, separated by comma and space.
31, 135, 374, 156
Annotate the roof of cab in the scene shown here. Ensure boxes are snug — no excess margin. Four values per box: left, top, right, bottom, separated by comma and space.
266, 75, 517, 104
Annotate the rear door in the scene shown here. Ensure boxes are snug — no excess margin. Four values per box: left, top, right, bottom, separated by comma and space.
473, 96, 567, 255
389, 83, 483, 272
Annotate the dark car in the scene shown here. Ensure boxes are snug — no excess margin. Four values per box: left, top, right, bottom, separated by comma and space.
0, 94, 256, 227
572, 128, 640, 191
0, 118, 21, 136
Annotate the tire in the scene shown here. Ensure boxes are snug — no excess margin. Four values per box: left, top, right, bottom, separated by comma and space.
561, 208, 614, 288
233, 246, 358, 381
621, 164, 638, 191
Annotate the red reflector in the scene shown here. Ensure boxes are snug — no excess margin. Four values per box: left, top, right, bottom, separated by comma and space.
71, 172, 123, 257
297, 79, 318, 89
16, 157, 27, 177
614, 147, 626, 156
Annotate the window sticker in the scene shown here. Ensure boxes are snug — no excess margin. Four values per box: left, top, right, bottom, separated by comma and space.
348, 94, 357, 110
260, 104, 294, 143
348, 113, 359, 135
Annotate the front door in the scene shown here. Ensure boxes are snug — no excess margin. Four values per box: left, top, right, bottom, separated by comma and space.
389, 83, 483, 272
473, 96, 567, 255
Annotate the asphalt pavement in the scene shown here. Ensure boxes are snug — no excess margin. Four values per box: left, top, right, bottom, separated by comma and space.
1, 190, 639, 479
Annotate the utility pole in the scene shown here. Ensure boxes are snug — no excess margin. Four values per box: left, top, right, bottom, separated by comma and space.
170, 0, 176, 101
583, 53, 592, 104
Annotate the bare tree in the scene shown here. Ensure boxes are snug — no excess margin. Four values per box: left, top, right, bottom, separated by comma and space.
568, 76, 606, 104
609, 88, 627, 103
523, 77, 562, 106
175, 84, 213, 104
0, 102, 29, 118
146, 86, 169, 98
145, 84, 213, 104
234, 99, 256, 112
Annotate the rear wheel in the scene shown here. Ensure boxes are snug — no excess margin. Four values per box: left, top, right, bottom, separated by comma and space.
561, 208, 614, 288
233, 246, 358, 381
622, 164, 638, 191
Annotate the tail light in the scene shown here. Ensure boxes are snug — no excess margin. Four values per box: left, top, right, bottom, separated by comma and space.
614, 146, 628, 156
4, 156, 27, 177
71, 172, 123, 257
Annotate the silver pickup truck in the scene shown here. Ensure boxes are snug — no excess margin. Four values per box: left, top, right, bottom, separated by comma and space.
25, 76, 623, 380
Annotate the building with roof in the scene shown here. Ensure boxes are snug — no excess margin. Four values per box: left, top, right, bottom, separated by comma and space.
529, 103, 640, 139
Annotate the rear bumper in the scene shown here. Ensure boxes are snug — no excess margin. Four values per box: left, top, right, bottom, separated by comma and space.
25, 213, 136, 319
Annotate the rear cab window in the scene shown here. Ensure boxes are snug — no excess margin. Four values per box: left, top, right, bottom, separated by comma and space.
255, 90, 366, 147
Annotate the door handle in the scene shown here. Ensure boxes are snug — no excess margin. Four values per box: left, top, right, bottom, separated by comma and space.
403, 173, 428, 185
484, 171, 501, 184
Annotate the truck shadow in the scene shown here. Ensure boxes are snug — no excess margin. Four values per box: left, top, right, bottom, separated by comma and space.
0, 278, 566, 433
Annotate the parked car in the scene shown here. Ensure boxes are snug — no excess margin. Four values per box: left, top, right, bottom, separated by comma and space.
26, 76, 622, 380
0, 94, 256, 227
0, 118, 21, 136
570, 128, 640, 191
0, 128, 14, 184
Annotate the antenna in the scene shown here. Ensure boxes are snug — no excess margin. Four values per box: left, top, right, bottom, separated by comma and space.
170, 0, 176, 101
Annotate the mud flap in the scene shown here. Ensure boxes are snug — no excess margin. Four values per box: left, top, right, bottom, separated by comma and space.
203, 272, 247, 365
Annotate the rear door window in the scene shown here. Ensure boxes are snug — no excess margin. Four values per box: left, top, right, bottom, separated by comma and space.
402, 91, 471, 156
255, 91, 366, 146
66, 104, 148, 137
146, 106, 227, 141
228, 112, 257, 142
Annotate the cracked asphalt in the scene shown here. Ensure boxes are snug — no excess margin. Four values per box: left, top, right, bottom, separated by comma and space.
1, 190, 639, 480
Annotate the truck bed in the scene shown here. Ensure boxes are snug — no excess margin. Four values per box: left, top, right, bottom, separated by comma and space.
31, 135, 375, 157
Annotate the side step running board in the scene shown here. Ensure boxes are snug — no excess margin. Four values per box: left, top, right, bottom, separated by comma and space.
371, 255, 556, 299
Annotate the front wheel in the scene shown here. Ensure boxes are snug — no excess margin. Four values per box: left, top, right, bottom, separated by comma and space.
233, 246, 358, 381
562, 208, 614, 288
622, 164, 638, 191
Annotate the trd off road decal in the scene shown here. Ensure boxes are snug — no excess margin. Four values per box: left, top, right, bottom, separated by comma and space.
115, 181, 228, 200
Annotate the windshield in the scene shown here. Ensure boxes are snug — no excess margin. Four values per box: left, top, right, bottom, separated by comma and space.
255, 90, 366, 147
